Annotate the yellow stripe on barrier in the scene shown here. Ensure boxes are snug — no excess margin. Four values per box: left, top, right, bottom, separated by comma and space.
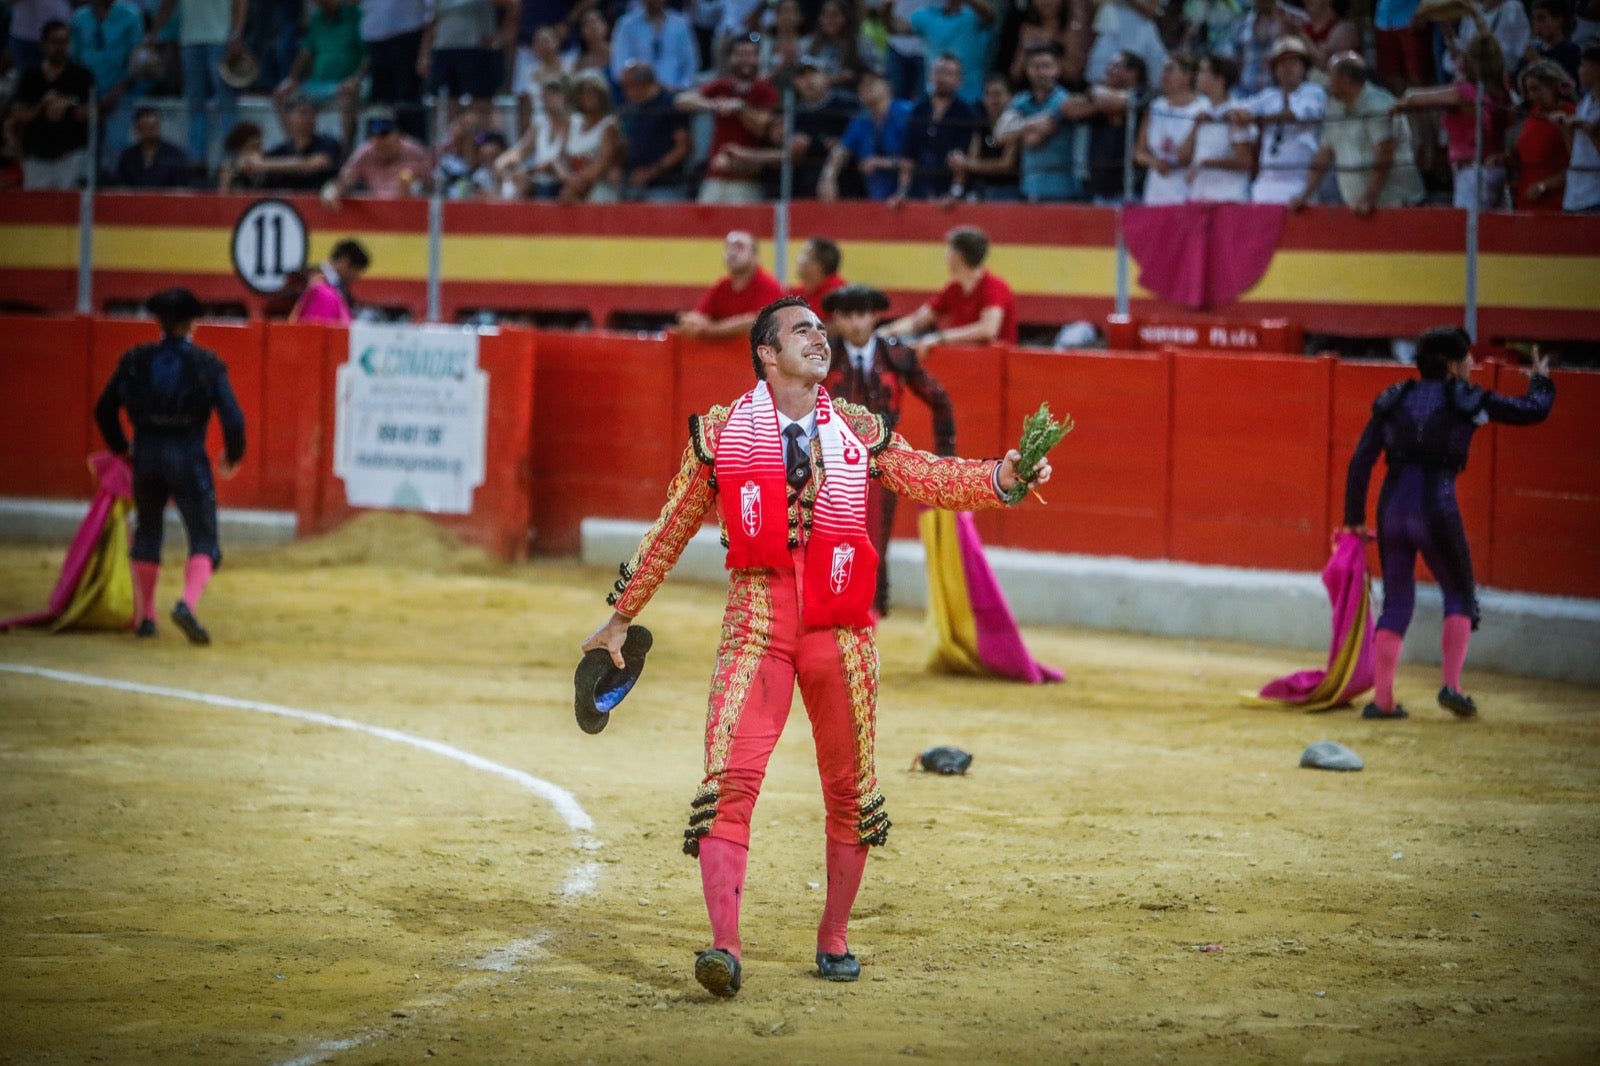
0, 225, 79, 268
4, 223, 1594, 313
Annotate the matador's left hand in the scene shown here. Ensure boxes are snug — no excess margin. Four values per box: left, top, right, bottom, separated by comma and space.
997, 449, 1051, 495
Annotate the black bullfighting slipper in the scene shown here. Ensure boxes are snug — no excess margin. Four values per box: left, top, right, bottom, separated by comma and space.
694, 948, 741, 997
171, 602, 210, 646
134, 619, 158, 638
815, 951, 861, 982
1361, 702, 1408, 720
1437, 686, 1478, 718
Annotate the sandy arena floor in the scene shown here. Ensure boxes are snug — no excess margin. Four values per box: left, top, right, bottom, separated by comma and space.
1, 515, 1597, 1065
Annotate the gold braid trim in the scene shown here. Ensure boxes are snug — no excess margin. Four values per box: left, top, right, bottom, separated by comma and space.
834, 625, 888, 846
874, 431, 1006, 513
837, 402, 892, 456
683, 572, 774, 856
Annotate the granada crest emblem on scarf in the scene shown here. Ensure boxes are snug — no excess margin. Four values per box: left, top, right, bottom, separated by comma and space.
830, 543, 855, 594
741, 480, 761, 537
843, 442, 861, 464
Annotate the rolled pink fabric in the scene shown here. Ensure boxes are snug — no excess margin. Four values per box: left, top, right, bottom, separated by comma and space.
1256, 532, 1375, 709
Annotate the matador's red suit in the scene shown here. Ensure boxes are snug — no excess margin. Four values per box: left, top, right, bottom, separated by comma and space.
604, 379, 1013, 982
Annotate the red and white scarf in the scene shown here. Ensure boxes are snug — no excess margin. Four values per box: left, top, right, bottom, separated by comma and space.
715, 381, 878, 627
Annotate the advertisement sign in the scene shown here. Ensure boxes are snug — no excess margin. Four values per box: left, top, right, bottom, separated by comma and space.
334, 323, 489, 513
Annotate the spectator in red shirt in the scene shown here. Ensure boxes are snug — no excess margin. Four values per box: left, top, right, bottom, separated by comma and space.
879, 226, 1017, 355
788, 235, 849, 311
1512, 59, 1575, 210
676, 34, 780, 203
678, 229, 786, 339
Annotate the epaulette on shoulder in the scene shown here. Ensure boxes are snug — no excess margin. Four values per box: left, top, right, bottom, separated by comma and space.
835, 400, 891, 455
1373, 380, 1412, 415
690, 405, 731, 465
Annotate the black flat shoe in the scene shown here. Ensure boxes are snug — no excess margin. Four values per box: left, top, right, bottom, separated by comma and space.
171, 602, 210, 646
694, 948, 741, 997
815, 950, 860, 982
1361, 702, 1408, 720
134, 619, 157, 638
1438, 686, 1478, 718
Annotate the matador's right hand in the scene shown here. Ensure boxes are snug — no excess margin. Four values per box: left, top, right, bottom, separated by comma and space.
581, 612, 632, 669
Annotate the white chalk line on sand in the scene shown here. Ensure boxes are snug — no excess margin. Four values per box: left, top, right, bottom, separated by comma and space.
0, 662, 602, 1064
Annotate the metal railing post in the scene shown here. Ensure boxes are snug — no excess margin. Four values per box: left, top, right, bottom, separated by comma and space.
1114, 92, 1140, 317
773, 88, 795, 287
427, 94, 447, 324
77, 91, 99, 315
1464, 80, 1484, 341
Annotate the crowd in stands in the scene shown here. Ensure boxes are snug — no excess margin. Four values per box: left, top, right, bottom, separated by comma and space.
0, 0, 1596, 210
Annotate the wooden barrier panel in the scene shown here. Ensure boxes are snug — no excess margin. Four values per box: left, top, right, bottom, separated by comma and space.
260, 323, 330, 510
0, 315, 92, 498
1005, 349, 1171, 559
530, 330, 678, 554
1486, 364, 1600, 599
674, 335, 755, 428
1168, 352, 1333, 570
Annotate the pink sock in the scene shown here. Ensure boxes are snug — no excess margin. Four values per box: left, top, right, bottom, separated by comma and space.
698, 837, 748, 960
182, 556, 213, 610
1373, 628, 1404, 711
817, 840, 868, 955
1441, 615, 1472, 691
132, 561, 160, 623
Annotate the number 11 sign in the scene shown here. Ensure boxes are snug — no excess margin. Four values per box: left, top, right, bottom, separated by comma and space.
230, 199, 309, 295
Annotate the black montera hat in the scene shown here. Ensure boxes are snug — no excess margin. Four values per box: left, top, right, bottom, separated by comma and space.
573, 625, 653, 735
821, 283, 891, 315
145, 287, 204, 325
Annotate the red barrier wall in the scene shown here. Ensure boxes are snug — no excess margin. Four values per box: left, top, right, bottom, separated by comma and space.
1168, 353, 1334, 571
4, 316, 1595, 599
529, 330, 678, 554
1487, 362, 1600, 599
1005, 349, 1172, 559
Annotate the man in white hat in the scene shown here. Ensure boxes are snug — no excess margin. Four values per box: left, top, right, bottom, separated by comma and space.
1226, 35, 1327, 204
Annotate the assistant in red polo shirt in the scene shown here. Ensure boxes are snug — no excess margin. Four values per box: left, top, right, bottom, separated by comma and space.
787, 235, 848, 311
679, 230, 786, 340
880, 226, 1017, 354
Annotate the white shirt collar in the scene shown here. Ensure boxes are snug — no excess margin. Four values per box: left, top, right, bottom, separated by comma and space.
845, 337, 876, 369
776, 408, 818, 439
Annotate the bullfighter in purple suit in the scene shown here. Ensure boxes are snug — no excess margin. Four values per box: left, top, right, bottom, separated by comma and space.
1342, 327, 1554, 721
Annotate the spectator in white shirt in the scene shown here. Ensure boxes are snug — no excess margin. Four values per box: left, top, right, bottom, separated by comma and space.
1229, 35, 1326, 203
1181, 51, 1256, 202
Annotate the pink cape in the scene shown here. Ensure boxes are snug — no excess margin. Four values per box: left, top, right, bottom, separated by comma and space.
1254, 532, 1376, 710
0, 452, 133, 632
1122, 202, 1285, 310
922, 510, 1062, 685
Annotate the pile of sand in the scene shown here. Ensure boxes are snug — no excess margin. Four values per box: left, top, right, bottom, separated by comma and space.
239, 512, 498, 574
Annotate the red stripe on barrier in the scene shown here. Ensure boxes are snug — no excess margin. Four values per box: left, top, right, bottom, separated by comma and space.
443, 201, 773, 237
789, 202, 1118, 244
1480, 211, 1600, 257
1276, 205, 1465, 252
0, 190, 79, 224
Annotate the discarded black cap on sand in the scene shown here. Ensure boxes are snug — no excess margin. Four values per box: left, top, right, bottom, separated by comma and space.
573, 625, 653, 735
912, 745, 973, 775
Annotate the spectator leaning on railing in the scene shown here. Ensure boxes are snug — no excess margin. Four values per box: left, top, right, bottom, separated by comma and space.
1078, 49, 1148, 204
677, 229, 785, 340
1558, 42, 1600, 210
1291, 51, 1425, 213
1136, 53, 1205, 205
260, 95, 344, 190
879, 225, 1017, 354
678, 33, 778, 204
1231, 35, 1326, 204
321, 105, 433, 205
996, 42, 1079, 203
947, 71, 1022, 202
1181, 51, 1255, 202
894, 51, 979, 203
1392, 31, 1513, 210
1510, 58, 1575, 209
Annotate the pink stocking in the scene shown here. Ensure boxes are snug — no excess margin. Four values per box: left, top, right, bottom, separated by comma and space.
698, 837, 748, 960
1441, 615, 1471, 691
182, 555, 213, 610
131, 561, 160, 623
1373, 628, 1404, 711
817, 840, 868, 956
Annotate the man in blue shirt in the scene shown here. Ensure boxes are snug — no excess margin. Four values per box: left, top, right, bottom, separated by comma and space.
611, 0, 700, 92
998, 43, 1080, 202
71, 0, 144, 173
904, 0, 994, 103
819, 66, 912, 200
